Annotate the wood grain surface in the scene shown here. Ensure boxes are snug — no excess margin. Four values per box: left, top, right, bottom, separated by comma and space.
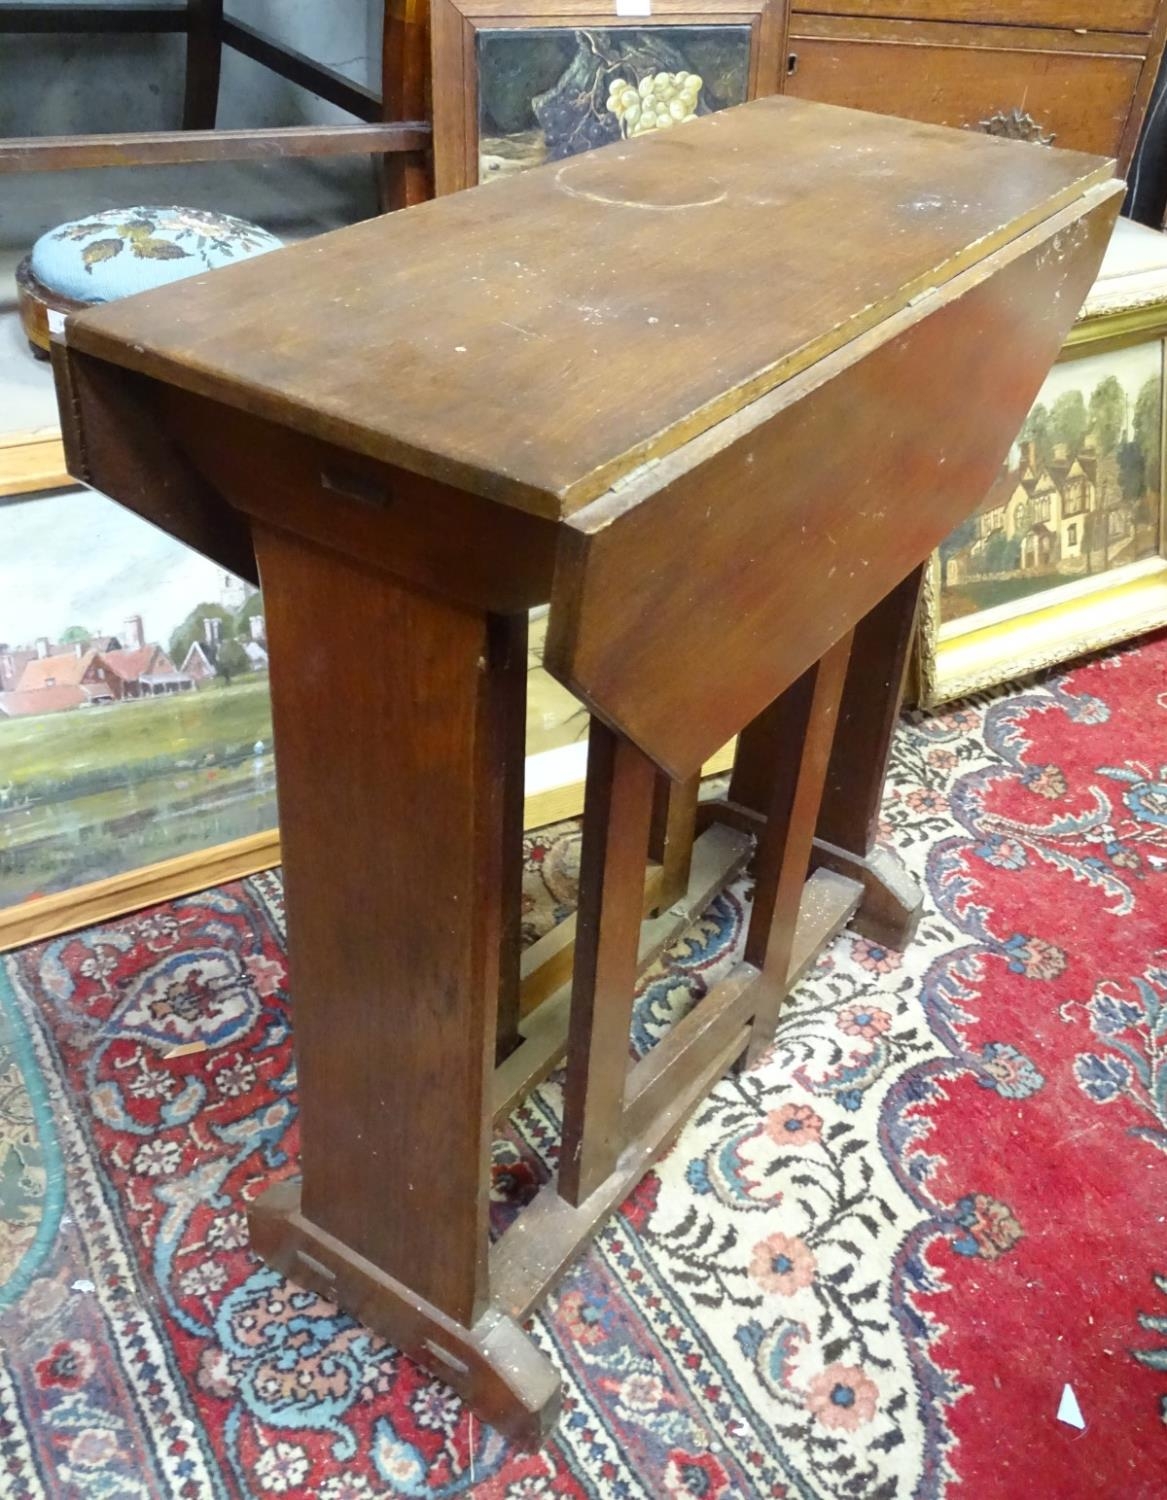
543, 184, 1122, 776
254, 524, 510, 1325
789, 0, 1157, 30
62, 95, 1115, 519
786, 19, 1144, 160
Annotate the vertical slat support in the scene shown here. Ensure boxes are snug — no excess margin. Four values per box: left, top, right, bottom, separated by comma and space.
811, 567, 926, 948
557, 722, 657, 1207
379, 0, 432, 210
648, 772, 701, 912
741, 634, 854, 1063
495, 612, 529, 1062
817, 564, 923, 855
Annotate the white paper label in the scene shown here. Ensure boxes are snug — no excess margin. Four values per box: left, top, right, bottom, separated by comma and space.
46, 307, 67, 334
616, 0, 652, 15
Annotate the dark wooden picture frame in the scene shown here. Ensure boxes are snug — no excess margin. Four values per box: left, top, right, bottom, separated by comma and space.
430, 0, 788, 195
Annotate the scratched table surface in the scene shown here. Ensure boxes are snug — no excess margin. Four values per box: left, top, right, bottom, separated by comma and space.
63, 96, 1112, 518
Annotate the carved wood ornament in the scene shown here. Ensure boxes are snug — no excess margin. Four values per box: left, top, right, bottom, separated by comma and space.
977, 108, 1056, 147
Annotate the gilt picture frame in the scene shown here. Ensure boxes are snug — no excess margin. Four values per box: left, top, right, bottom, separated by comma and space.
0, 468, 283, 952
914, 285, 1167, 710
430, 0, 787, 195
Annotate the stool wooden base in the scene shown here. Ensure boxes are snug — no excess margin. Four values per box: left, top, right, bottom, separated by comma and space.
15, 257, 87, 358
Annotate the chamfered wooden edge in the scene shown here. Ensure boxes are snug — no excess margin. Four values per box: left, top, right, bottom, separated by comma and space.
810, 839, 923, 950
0, 830, 283, 954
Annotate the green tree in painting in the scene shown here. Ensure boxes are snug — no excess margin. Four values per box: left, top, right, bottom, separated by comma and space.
1088, 374, 1127, 457
1118, 436, 1146, 504
214, 637, 251, 685
1133, 373, 1163, 492
236, 590, 264, 630
940, 514, 977, 564
1020, 401, 1052, 469
60, 625, 93, 644
1050, 388, 1088, 460
169, 603, 234, 671
984, 530, 1019, 575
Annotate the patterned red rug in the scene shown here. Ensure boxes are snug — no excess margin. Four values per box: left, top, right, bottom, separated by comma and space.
2, 632, 1165, 1499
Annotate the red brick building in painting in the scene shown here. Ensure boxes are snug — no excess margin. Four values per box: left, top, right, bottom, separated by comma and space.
0, 615, 193, 720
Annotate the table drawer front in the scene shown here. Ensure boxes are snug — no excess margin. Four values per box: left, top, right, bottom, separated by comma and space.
786, 30, 1143, 157
790, 2, 1158, 34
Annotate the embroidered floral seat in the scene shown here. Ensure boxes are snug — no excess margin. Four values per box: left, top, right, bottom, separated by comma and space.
17, 205, 282, 355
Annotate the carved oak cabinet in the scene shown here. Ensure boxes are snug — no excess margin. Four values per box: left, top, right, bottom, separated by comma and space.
785, 0, 1167, 168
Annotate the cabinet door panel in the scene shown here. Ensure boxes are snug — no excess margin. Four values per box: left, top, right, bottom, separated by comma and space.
786, 33, 1142, 158
791, 2, 1156, 35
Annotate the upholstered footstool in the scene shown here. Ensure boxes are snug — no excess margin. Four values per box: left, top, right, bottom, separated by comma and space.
16, 205, 282, 356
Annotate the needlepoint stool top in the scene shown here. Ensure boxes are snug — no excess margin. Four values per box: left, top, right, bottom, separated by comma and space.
60, 98, 1114, 520
30, 206, 281, 304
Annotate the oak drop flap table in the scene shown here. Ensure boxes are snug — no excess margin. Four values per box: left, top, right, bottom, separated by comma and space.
49, 96, 1120, 1444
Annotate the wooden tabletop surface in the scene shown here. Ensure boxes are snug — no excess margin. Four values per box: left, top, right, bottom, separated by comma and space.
65, 96, 1115, 519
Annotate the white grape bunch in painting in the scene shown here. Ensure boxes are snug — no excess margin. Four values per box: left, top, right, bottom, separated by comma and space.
607, 71, 703, 137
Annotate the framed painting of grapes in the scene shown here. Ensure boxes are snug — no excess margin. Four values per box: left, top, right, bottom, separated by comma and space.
430, 0, 787, 194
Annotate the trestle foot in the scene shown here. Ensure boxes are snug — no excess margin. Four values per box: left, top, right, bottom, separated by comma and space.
809, 838, 923, 950
249, 1181, 562, 1450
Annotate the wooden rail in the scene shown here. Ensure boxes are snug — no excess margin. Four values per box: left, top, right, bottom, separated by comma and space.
0, 123, 430, 172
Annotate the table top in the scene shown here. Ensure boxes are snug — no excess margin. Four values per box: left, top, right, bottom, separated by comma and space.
65, 95, 1115, 520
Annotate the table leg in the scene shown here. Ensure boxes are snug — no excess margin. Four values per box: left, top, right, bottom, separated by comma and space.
812, 566, 925, 948
378, 0, 431, 211
740, 636, 853, 1064
558, 722, 657, 1206
723, 571, 924, 952
648, 772, 701, 913
245, 525, 557, 1442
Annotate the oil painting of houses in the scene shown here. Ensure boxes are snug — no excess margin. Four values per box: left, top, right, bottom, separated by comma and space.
475, 26, 751, 183
940, 341, 1163, 626
0, 487, 276, 914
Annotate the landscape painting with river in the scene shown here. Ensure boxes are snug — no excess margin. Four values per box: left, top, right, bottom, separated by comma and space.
0, 488, 276, 910
476, 25, 752, 182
